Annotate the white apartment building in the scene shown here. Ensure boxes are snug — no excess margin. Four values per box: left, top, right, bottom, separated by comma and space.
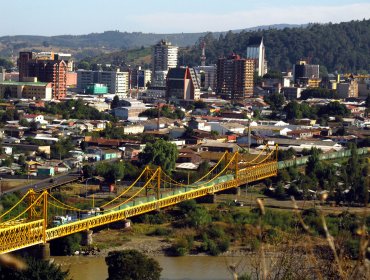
77, 69, 129, 96
152, 40, 178, 86
246, 37, 267, 77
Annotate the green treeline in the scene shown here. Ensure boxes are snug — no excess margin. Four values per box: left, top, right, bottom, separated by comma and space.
181, 19, 370, 72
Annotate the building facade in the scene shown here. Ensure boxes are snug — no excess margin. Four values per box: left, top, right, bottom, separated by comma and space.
0, 80, 53, 100
152, 40, 178, 86
246, 37, 267, 77
166, 67, 201, 102
293, 60, 320, 84
77, 69, 129, 96
194, 65, 217, 90
18, 51, 68, 99
216, 54, 254, 100
337, 80, 359, 98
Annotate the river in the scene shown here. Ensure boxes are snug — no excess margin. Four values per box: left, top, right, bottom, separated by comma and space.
54, 255, 247, 280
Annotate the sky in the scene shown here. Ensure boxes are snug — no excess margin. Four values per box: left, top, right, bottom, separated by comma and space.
0, 0, 369, 36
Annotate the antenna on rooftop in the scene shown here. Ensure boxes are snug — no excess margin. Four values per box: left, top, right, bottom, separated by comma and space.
200, 41, 206, 67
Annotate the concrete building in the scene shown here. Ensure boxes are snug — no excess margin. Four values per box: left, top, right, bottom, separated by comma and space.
18, 51, 69, 99
293, 60, 319, 84
112, 99, 147, 120
77, 69, 129, 96
194, 65, 217, 90
0, 80, 53, 100
130, 67, 152, 89
209, 122, 246, 135
246, 36, 267, 76
152, 40, 178, 86
122, 124, 145, 135
337, 80, 359, 98
216, 54, 254, 100
166, 67, 201, 102
357, 78, 370, 98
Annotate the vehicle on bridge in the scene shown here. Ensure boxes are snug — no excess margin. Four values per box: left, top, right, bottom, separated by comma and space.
52, 215, 72, 227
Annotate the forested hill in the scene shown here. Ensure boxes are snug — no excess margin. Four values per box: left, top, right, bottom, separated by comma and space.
0, 24, 301, 59
181, 19, 370, 73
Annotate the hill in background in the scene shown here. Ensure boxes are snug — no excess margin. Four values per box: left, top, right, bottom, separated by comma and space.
181, 19, 370, 73
0, 24, 302, 60
1, 20, 369, 73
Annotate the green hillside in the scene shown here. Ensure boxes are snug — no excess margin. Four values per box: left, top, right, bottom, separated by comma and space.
181, 19, 370, 72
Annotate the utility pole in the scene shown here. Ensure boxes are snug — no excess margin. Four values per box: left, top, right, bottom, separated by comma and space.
248, 120, 251, 153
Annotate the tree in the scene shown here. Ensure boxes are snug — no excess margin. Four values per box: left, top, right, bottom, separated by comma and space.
95, 162, 125, 183
51, 137, 74, 160
19, 119, 29, 127
82, 165, 94, 178
264, 93, 285, 111
305, 147, 323, 179
50, 233, 82, 256
0, 256, 69, 280
111, 95, 120, 109
105, 250, 162, 280
29, 121, 38, 132
0, 57, 14, 70
139, 139, 178, 173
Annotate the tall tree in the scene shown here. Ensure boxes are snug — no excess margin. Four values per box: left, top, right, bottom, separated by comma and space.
139, 139, 178, 173
111, 95, 120, 109
105, 250, 162, 280
0, 257, 69, 280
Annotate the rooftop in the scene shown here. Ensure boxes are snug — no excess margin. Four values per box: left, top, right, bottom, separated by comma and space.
0, 81, 49, 86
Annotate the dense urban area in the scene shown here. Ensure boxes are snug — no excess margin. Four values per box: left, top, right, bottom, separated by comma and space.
0, 18, 369, 280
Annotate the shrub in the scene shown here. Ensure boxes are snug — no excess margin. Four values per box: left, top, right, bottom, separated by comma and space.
208, 240, 220, 256
50, 233, 82, 256
171, 235, 194, 256
149, 227, 172, 236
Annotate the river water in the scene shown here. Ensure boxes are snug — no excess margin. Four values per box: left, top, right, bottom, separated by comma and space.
54, 255, 246, 280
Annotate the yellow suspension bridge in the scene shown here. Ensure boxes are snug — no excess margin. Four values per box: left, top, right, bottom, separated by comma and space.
0, 145, 278, 255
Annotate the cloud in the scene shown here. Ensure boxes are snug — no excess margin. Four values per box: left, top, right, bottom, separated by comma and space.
128, 3, 370, 33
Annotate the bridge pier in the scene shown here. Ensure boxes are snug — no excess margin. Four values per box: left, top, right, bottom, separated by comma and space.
81, 230, 93, 246
35, 243, 50, 260
196, 194, 216, 204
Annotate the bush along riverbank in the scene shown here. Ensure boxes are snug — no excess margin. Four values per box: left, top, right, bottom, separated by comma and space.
50, 198, 369, 278
113, 199, 369, 260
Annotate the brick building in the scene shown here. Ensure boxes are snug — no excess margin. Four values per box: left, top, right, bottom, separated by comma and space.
18, 52, 68, 99
216, 54, 254, 100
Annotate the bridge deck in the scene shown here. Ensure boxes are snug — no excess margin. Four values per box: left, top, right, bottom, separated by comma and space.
0, 160, 277, 254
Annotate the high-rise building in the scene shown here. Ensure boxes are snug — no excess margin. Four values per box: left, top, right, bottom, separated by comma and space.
152, 40, 178, 86
216, 54, 254, 100
18, 52, 35, 81
18, 51, 70, 99
293, 60, 320, 84
26, 59, 67, 99
246, 37, 267, 77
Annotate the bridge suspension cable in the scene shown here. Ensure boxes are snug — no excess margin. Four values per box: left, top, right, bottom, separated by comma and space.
108, 167, 160, 210
99, 166, 149, 208
0, 191, 46, 225
241, 144, 269, 165
0, 189, 32, 221
47, 193, 91, 213
191, 151, 228, 184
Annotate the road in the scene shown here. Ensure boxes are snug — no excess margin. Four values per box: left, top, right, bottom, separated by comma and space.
2, 171, 82, 195
1, 158, 119, 195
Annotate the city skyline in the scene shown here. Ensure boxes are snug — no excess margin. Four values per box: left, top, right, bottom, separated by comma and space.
0, 0, 369, 36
